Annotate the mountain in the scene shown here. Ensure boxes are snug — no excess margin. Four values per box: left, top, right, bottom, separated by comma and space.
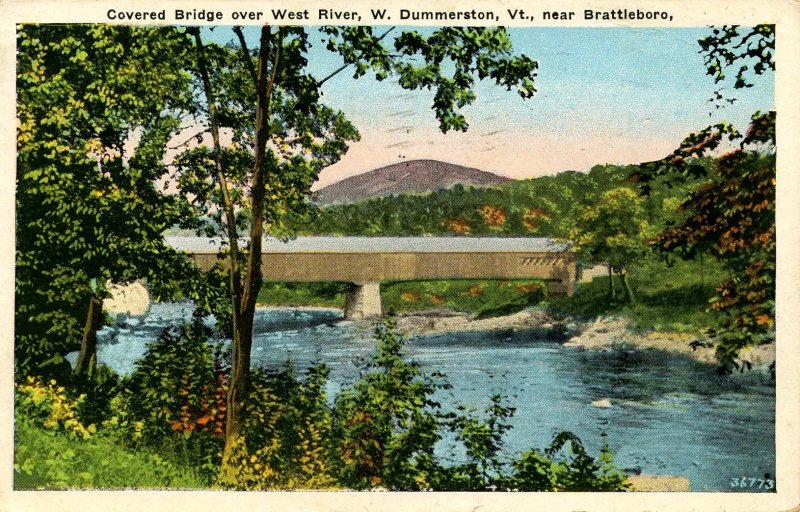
314, 159, 512, 205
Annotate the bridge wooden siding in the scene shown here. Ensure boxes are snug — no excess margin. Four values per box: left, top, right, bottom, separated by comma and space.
189, 251, 575, 295
169, 237, 576, 319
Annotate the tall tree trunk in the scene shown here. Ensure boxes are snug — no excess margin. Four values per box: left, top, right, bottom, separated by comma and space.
189, 28, 246, 461
225, 25, 281, 460
619, 270, 636, 304
74, 294, 103, 376
192, 26, 283, 472
607, 264, 615, 300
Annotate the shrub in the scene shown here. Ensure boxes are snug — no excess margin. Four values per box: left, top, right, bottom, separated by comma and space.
506, 432, 629, 491
474, 282, 545, 319
220, 365, 336, 490
124, 319, 224, 440
440, 394, 516, 490
119, 318, 226, 482
331, 317, 446, 490
14, 375, 206, 489
14, 413, 205, 489
330, 316, 628, 491
15, 316, 627, 491
16, 376, 95, 440
70, 364, 121, 426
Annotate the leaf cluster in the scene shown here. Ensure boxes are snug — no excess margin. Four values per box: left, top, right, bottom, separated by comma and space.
633, 111, 775, 371
16, 25, 202, 373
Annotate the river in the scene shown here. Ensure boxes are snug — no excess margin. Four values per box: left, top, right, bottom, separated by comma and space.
73, 302, 776, 491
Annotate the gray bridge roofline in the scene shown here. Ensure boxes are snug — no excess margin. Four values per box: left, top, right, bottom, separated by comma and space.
165, 236, 572, 254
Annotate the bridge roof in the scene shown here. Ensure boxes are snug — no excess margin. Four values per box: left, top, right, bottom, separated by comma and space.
165, 236, 569, 253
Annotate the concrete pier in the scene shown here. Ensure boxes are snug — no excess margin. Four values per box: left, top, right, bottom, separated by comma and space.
344, 282, 383, 320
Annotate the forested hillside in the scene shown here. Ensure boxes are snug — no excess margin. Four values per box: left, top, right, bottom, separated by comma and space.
292, 162, 709, 238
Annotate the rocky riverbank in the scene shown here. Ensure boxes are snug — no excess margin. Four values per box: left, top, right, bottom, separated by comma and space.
395, 307, 577, 341
395, 307, 775, 369
561, 315, 775, 368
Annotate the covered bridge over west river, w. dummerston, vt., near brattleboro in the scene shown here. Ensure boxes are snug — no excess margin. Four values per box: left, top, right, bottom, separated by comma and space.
163, 236, 576, 320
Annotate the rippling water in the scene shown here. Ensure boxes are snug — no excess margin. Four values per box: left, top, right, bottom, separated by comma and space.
76, 303, 775, 491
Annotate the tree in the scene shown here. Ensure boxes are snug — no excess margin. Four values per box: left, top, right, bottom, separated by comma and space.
633, 113, 775, 371
569, 187, 650, 302
630, 25, 775, 371
16, 25, 199, 377
698, 25, 774, 109
170, 25, 539, 466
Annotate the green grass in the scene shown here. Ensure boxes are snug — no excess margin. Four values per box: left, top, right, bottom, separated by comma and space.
257, 279, 547, 318
14, 417, 208, 489
547, 256, 728, 332
382, 279, 546, 318
258, 281, 348, 307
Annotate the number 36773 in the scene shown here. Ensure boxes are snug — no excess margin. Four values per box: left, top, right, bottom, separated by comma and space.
730, 477, 775, 490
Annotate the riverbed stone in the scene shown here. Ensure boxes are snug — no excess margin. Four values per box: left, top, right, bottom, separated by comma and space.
104, 281, 150, 316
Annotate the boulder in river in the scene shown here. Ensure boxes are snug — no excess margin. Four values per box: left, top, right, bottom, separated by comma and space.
564, 316, 633, 350
591, 398, 612, 408
104, 281, 150, 316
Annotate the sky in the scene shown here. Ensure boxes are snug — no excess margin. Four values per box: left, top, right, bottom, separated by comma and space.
206, 26, 774, 189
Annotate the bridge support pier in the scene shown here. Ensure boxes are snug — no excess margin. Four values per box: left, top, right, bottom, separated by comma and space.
344, 282, 382, 320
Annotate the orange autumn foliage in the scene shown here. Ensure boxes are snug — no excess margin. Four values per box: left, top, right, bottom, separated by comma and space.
171, 372, 228, 437
480, 204, 507, 228
523, 207, 550, 232
444, 218, 470, 235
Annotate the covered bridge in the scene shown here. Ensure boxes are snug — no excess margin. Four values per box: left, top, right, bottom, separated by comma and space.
166, 236, 576, 320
